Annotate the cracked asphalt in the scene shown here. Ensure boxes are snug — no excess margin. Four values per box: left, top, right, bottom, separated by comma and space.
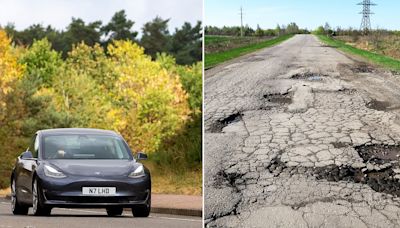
204, 34, 400, 227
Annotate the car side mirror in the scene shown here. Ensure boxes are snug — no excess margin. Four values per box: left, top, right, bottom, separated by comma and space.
137, 152, 148, 160
21, 151, 34, 159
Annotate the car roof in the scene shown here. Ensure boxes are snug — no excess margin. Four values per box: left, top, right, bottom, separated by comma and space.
38, 128, 119, 136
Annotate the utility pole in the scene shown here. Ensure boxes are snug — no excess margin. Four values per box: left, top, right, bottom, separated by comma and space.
358, 0, 376, 34
240, 6, 244, 37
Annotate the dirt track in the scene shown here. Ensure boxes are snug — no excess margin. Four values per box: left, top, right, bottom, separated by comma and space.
204, 34, 400, 227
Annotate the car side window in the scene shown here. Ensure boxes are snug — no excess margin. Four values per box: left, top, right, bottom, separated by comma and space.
31, 135, 39, 158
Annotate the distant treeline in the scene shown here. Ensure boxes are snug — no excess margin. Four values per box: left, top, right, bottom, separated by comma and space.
1, 10, 202, 65
313, 23, 400, 37
205, 23, 310, 37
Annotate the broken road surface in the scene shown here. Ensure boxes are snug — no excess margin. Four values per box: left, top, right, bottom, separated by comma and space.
204, 34, 400, 227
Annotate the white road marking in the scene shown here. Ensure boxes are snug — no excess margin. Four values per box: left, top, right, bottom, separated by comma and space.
59, 208, 201, 222
151, 216, 202, 222
58, 208, 201, 222
58, 208, 106, 214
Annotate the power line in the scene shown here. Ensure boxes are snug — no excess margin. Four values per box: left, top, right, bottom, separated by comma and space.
357, 0, 377, 33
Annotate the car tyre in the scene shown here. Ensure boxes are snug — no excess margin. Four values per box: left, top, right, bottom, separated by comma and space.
11, 178, 29, 215
32, 178, 51, 216
131, 194, 151, 217
106, 207, 123, 216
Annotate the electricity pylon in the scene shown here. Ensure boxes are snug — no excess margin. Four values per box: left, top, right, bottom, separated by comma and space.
357, 0, 376, 34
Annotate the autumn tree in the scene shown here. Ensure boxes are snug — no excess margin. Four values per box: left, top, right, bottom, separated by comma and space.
0, 30, 24, 122
107, 40, 190, 153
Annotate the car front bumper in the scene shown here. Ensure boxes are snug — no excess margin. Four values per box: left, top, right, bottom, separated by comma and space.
38, 174, 151, 208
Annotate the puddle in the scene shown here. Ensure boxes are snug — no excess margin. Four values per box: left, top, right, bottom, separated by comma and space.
354, 144, 400, 164
308, 76, 323, 81
263, 93, 292, 104
366, 99, 391, 111
209, 113, 243, 133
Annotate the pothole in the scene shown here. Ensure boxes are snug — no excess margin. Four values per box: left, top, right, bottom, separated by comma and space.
263, 93, 292, 104
314, 165, 400, 197
311, 145, 400, 197
266, 156, 286, 174
366, 99, 391, 111
274, 148, 400, 196
291, 72, 325, 81
338, 88, 357, 95
354, 144, 400, 165
243, 56, 265, 62
215, 170, 243, 189
351, 63, 374, 73
332, 142, 349, 148
315, 165, 365, 183
209, 113, 243, 133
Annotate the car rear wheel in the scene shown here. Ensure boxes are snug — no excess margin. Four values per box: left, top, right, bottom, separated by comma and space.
106, 207, 123, 216
131, 195, 151, 217
32, 178, 51, 216
11, 178, 28, 215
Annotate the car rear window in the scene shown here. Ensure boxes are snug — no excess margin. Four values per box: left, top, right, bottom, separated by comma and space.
43, 134, 131, 160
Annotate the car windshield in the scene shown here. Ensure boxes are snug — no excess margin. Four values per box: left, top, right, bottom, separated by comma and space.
43, 134, 131, 160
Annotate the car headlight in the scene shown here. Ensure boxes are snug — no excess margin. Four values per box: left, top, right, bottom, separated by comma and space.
129, 165, 145, 178
44, 165, 66, 178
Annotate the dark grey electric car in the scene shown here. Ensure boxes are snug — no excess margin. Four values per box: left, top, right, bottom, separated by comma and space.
10, 128, 151, 217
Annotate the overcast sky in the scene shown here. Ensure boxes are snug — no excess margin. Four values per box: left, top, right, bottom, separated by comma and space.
0, 0, 202, 34
206, 0, 399, 30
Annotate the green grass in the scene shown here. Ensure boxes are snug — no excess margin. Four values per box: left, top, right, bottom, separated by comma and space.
317, 35, 400, 72
205, 34, 294, 69
204, 35, 231, 45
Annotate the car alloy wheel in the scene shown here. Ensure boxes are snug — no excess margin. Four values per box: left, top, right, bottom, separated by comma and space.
11, 178, 28, 215
32, 179, 38, 214
11, 179, 16, 212
32, 178, 51, 216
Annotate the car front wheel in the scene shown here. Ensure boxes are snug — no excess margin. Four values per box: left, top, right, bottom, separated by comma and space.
32, 178, 51, 216
131, 195, 151, 217
11, 178, 28, 215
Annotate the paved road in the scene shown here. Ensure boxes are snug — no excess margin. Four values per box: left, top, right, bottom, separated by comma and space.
205, 34, 400, 227
0, 199, 202, 228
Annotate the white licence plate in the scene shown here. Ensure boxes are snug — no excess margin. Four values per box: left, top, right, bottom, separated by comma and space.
82, 187, 116, 196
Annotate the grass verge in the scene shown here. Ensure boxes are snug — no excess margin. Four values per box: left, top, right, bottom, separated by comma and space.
317, 35, 400, 72
143, 161, 202, 196
0, 187, 10, 197
205, 34, 294, 69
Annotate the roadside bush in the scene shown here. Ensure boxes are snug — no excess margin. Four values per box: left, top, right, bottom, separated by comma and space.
154, 54, 202, 170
